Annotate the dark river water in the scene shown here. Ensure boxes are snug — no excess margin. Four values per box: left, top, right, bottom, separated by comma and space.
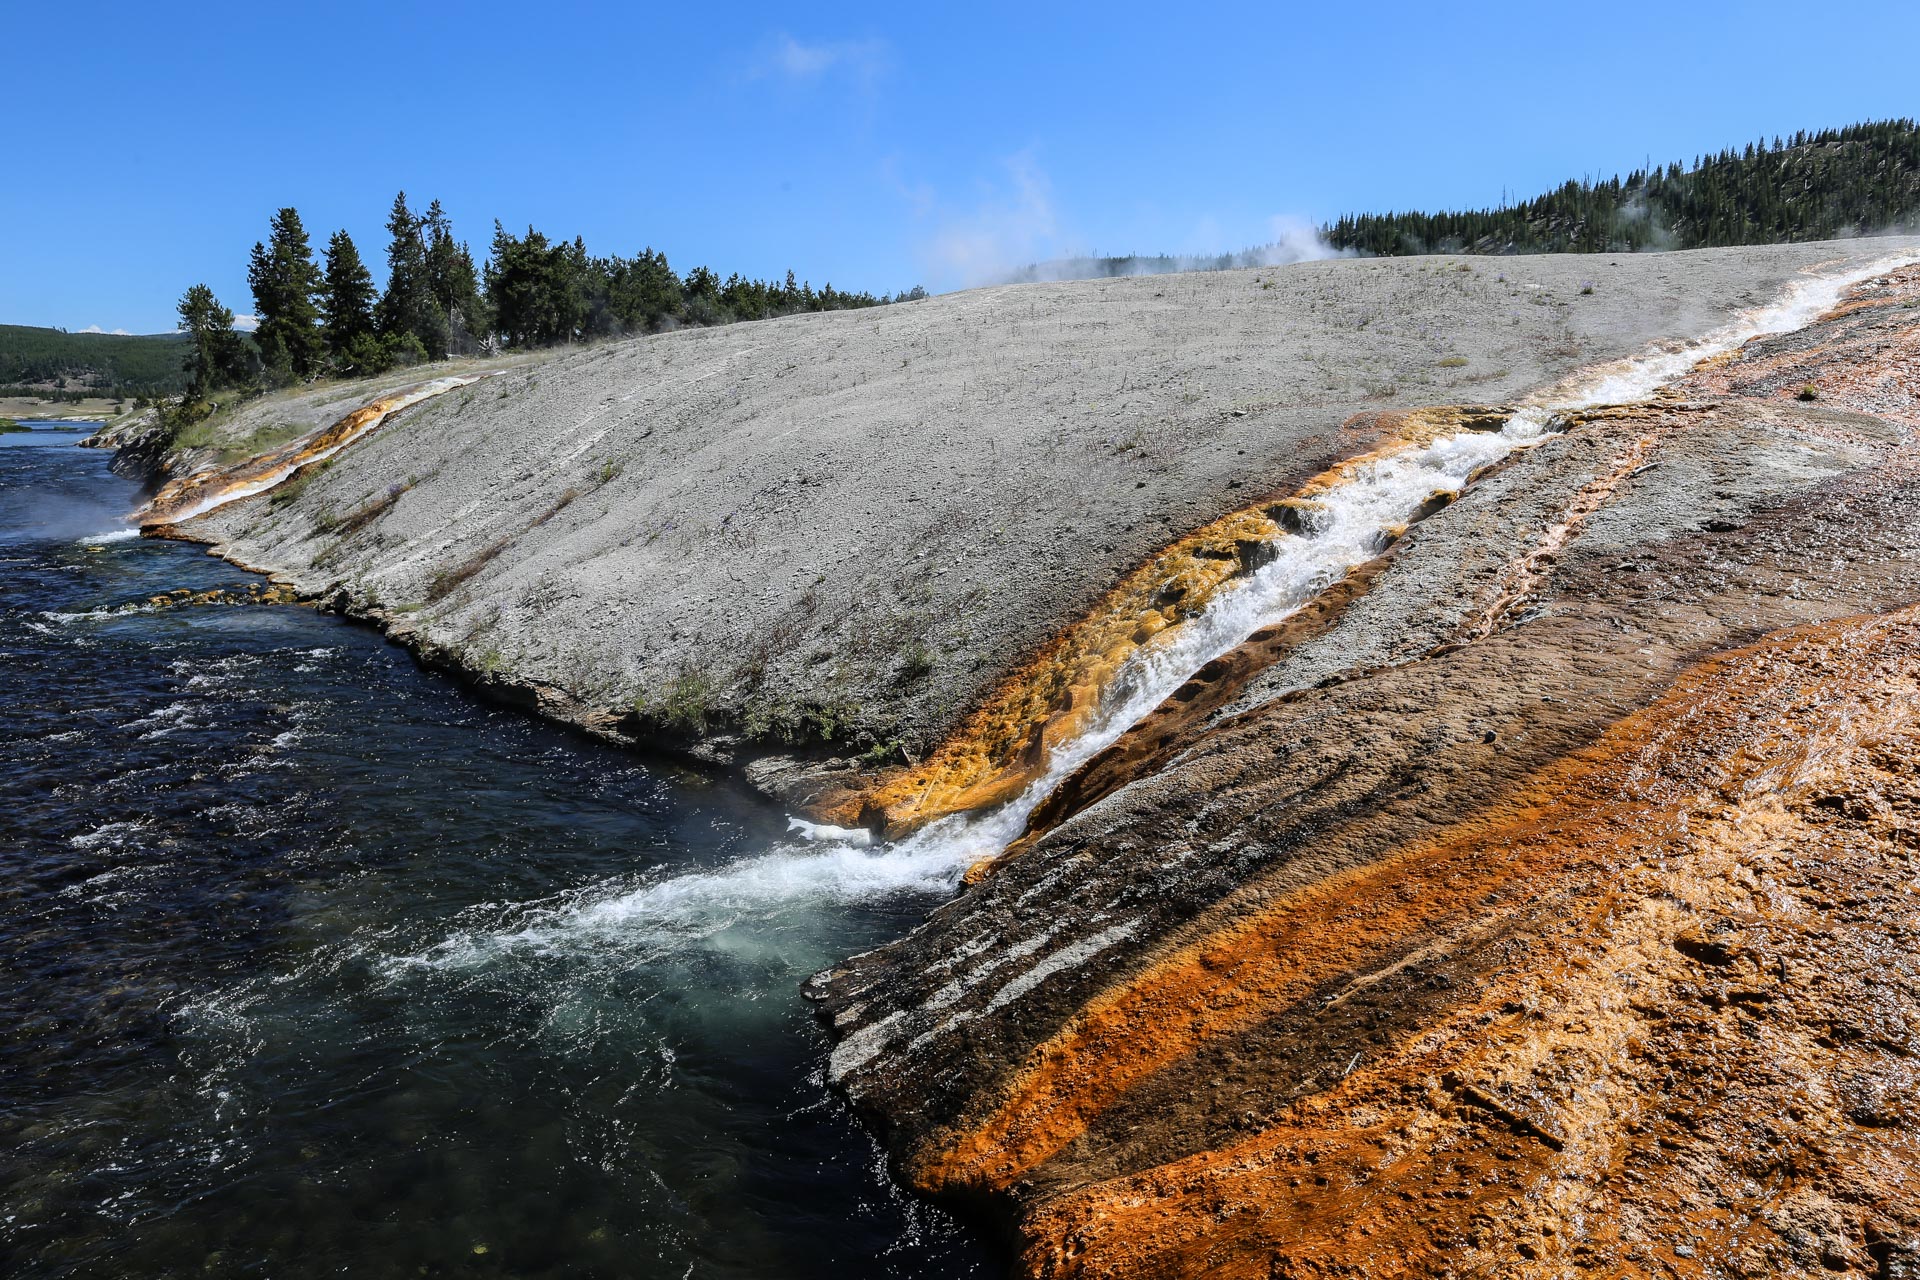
0, 426, 990, 1278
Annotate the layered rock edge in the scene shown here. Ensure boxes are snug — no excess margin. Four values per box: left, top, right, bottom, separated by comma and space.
811, 265, 1920, 1276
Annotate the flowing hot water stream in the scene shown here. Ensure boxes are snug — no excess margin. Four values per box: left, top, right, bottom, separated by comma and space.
1, 259, 1903, 1278
796, 255, 1914, 892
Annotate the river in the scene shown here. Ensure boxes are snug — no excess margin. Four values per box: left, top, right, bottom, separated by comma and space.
0, 424, 989, 1277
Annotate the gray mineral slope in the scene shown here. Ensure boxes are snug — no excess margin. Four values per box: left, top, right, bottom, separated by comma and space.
180, 239, 1918, 788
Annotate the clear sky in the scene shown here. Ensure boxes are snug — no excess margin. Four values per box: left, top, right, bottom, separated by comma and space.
7, 0, 1918, 333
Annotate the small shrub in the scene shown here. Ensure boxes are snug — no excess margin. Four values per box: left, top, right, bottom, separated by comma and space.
861, 739, 905, 766
269, 457, 334, 509
659, 671, 717, 733
426, 535, 511, 601
802, 699, 859, 743
1437, 356, 1469, 368
1797, 382, 1820, 401
339, 332, 395, 377
896, 641, 935, 684
386, 332, 429, 369
320, 482, 412, 537
532, 488, 580, 527
270, 471, 312, 508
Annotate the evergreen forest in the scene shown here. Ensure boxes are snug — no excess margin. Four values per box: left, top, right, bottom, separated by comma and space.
1325, 119, 1920, 256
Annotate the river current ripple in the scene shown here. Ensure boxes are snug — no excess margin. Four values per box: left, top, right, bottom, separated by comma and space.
0, 427, 987, 1278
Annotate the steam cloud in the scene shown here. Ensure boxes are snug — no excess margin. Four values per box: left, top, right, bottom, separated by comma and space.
1002, 216, 1351, 285
921, 154, 1348, 291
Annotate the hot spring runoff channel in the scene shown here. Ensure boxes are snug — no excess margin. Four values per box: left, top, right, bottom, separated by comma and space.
0, 427, 991, 1278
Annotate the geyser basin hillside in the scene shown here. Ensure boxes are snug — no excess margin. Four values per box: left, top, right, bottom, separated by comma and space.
171, 242, 1911, 798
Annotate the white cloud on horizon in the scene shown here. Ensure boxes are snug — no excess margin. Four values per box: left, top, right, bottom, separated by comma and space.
754, 33, 890, 84
78, 324, 134, 336
231, 313, 259, 332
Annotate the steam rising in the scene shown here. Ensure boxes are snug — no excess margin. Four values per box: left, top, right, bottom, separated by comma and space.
922, 153, 1346, 290
1002, 217, 1350, 284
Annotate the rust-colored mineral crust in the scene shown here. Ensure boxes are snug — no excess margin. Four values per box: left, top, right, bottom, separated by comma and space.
1014, 610, 1920, 1277
815, 265, 1920, 1278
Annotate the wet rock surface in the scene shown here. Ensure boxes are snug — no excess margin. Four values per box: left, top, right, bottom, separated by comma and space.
815, 265, 1920, 1274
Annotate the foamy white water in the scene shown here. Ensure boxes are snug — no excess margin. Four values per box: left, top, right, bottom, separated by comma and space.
1547, 254, 1911, 407
385, 837, 969, 973
408, 254, 1917, 963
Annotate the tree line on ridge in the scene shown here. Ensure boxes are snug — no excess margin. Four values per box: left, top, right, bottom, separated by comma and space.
1325, 119, 1920, 255
168, 192, 922, 429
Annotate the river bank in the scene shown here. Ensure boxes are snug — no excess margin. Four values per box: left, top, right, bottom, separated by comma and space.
0, 396, 122, 421
0, 427, 990, 1278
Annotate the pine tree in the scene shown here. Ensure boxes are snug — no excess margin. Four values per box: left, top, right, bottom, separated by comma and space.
564, 235, 593, 340
176, 284, 253, 396
376, 191, 448, 358
320, 229, 377, 361
485, 223, 585, 347
484, 222, 539, 347
246, 207, 325, 379
423, 199, 488, 354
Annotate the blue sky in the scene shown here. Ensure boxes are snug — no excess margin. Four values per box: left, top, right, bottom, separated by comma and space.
7, 0, 1918, 333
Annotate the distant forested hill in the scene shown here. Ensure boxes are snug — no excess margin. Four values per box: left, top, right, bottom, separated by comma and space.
0, 325, 190, 399
1327, 119, 1920, 256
